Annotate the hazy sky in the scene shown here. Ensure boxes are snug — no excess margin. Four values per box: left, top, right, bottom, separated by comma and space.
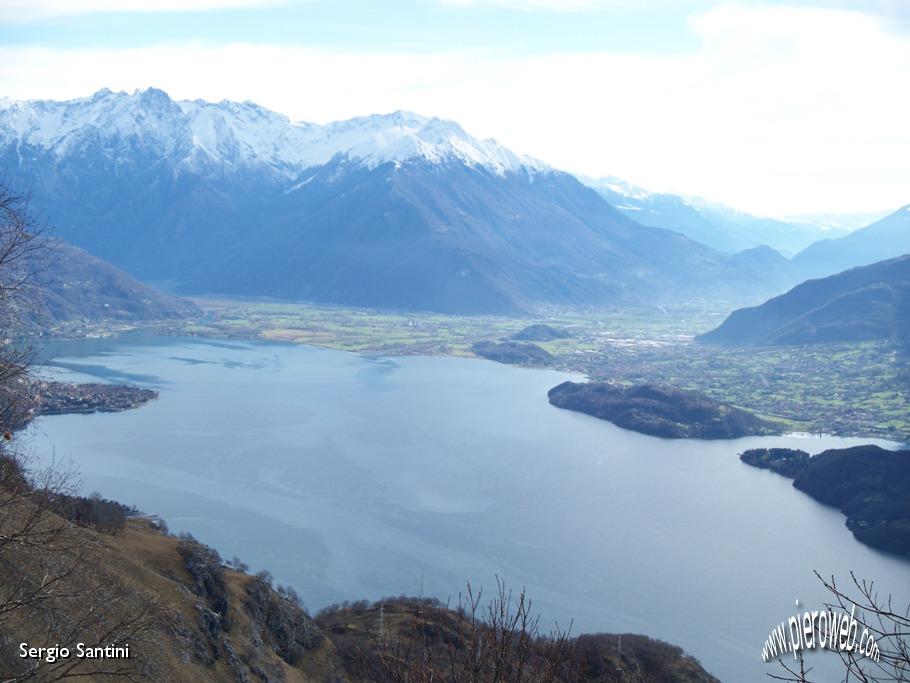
0, 0, 907, 217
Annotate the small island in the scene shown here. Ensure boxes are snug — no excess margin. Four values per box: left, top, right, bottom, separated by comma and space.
33, 381, 158, 416
547, 382, 781, 439
510, 324, 571, 342
741, 445, 910, 557
472, 340, 554, 366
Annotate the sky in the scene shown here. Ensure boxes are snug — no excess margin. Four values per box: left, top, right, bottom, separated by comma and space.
0, 0, 908, 217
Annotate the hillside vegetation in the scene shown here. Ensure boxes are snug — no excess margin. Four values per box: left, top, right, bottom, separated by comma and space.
19, 239, 200, 334
511, 324, 572, 342
472, 340, 555, 366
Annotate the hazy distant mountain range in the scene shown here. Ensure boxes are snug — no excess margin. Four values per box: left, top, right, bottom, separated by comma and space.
580, 176, 866, 256
700, 254, 910, 347
791, 206, 910, 279
0, 88, 808, 315
0, 88, 905, 315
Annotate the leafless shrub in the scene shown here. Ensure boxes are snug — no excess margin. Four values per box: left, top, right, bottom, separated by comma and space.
771, 571, 910, 682
339, 576, 577, 683
0, 180, 163, 681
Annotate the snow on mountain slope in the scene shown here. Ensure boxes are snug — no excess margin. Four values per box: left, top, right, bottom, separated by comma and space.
305, 111, 542, 174
0, 88, 546, 176
1, 88, 190, 158
581, 175, 651, 201
0, 87, 803, 314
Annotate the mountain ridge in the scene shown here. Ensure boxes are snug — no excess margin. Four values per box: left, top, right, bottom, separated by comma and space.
1, 88, 799, 314
580, 175, 855, 255
698, 254, 910, 346
792, 205, 910, 279
0, 88, 547, 177
18, 238, 200, 333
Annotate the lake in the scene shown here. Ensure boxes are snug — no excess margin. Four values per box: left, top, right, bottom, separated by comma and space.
27, 334, 910, 682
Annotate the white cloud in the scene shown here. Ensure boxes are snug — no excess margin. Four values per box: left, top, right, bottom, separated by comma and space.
0, 0, 286, 24
0, 2, 908, 216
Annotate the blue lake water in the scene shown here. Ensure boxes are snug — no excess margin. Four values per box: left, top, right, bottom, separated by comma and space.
27, 334, 910, 682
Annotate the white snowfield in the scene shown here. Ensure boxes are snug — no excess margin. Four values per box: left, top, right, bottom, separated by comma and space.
0, 87, 548, 177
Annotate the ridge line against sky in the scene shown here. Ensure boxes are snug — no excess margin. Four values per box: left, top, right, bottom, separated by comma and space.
0, 0, 908, 217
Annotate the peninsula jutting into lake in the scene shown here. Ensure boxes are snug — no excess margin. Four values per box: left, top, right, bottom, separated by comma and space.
547, 381, 781, 439
741, 445, 910, 557
32, 381, 157, 417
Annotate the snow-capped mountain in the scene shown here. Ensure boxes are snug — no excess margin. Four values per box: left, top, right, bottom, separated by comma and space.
0, 87, 545, 177
0, 88, 797, 314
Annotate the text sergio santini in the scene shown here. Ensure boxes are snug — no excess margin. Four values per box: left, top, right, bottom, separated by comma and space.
19, 642, 130, 663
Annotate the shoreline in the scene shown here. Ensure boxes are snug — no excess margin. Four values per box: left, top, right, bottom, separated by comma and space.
35, 329, 903, 448
36, 313, 910, 446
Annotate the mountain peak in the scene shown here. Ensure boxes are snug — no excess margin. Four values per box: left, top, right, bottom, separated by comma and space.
90, 87, 114, 101
315, 110, 544, 174
136, 86, 173, 105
